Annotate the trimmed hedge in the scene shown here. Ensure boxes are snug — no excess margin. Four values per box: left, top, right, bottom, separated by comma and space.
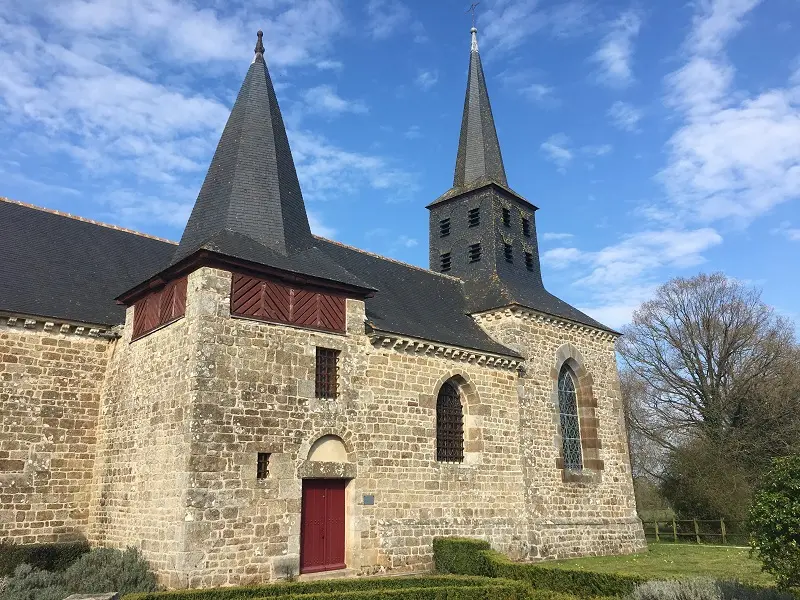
123, 575, 531, 600
433, 537, 645, 598
0, 539, 90, 577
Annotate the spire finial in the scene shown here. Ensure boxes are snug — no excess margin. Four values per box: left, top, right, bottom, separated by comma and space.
466, 3, 480, 52
254, 30, 265, 61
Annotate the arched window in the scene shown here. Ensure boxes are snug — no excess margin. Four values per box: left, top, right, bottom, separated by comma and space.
436, 381, 463, 462
558, 365, 583, 470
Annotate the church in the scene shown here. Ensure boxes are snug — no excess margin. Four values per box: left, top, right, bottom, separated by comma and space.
0, 27, 645, 589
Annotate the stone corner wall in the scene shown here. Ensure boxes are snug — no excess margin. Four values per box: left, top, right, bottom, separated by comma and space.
0, 316, 111, 544
474, 308, 646, 559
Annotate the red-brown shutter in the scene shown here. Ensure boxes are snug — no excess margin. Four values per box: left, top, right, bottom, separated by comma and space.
231, 274, 346, 333
131, 276, 187, 341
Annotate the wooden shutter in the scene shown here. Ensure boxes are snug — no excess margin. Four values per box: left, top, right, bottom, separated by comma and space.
231, 274, 346, 333
132, 276, 188, 341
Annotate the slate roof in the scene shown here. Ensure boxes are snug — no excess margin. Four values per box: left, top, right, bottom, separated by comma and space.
431, 28, 511, 208
0, 198, 175, 326
173, 31, 314, 264
0, 197, 522, 354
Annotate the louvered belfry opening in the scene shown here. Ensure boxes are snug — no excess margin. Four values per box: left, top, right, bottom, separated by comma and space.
436, 381, 464, 462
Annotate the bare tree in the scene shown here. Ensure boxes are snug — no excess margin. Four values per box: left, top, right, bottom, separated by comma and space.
617, 273, 800, 516
619, 273, 796, 452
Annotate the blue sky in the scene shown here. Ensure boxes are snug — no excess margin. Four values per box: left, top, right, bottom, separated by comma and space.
1, 0, 799, 329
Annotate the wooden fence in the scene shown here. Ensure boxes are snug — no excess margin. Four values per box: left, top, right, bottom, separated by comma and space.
641, 518, 749, 546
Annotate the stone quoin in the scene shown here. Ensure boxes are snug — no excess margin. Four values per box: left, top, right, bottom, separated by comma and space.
0, 25, 645, 589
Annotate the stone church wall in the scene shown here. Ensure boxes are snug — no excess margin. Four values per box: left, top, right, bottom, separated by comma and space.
475, 308, 646, 558
87, 277, 199, 584
171, 267, 527, 588
0, 317, 110, 544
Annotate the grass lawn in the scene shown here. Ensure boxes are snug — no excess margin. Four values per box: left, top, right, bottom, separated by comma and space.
545, 543, 774, 587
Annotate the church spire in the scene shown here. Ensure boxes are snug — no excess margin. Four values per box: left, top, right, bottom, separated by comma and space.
172, 29, 313, 263
452, 25, 508, 190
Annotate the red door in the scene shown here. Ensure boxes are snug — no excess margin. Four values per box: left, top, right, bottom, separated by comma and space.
300, 479, 346, 573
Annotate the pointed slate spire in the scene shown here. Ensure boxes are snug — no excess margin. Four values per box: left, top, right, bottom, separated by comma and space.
173, 30, 313, 263
452, 26, 508, 190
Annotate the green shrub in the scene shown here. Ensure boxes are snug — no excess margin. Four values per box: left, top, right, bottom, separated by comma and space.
62, 546, 158, 595
749, 455, 800, 589
433, 537, 643, 597
1, 563, 69, 600
122, 575, 529, 600
0, 539, 89, 576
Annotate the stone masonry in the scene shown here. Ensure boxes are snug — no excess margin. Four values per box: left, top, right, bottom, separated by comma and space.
0, 317, 110, 543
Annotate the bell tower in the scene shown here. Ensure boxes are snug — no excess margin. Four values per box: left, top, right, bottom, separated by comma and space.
428, 26, 546, 315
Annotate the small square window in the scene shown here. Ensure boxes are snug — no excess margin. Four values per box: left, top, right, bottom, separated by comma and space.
440, 252, 452, 272
502, 208, 511, 227
468, 208, 480, 227
468, 243, 481, 263
504, 243, 513, 263
522, 217, 531, 237
257, 453, 270, 480
439, 218, 451, 237
316, 348, 339, 399
525, 252, 534, 272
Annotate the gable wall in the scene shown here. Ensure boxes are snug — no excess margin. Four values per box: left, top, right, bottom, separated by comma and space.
0, 317, 110, 544
475, 308, 646, 558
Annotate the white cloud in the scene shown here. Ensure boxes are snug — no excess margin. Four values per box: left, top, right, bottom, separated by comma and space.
415, 70, 438, 90
591, 9, 642, 88
607, 101, 642, 132
540, 133, 573, 171
657, 0, 800, 225
479, 0, 595, 56
289, 130, 417, 202
302, 85, 368, 116
581, 144, 613, 157
521, 83, 557, 105
404, 125, 422, 140
395, 235, 418, 248
772, 221, 800, 242
541, 232, 574, 241
546, 229, 723, 328
365, 0, 410, 40
308, 210, 337, 238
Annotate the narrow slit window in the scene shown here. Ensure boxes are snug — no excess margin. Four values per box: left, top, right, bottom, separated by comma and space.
558, 366, 583, 470
436, 381, 464, 463
257, 453, 270, 480
504, 243, 513, 263
522, 217, 531, 237
468, 208, 480, 227
315, 348, 339, 399
525, 252, 534, 272
440, 252, 452, 272
502, 208, 511, 227
468, 243, 481, 263
440, 218, 451, 237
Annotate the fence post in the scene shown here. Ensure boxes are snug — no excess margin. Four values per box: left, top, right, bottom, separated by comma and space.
655, 520, 660, 542
721, 518, 727, 545
672, 517, 677, 542
694, 518, 701, 544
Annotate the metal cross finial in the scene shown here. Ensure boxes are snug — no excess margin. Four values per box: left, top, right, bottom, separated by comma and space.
466, 2, 480, 28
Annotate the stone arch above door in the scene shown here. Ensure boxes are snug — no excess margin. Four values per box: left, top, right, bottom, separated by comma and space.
297, 431, 357, 479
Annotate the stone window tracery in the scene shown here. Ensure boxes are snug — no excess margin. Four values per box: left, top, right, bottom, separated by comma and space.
436, 381, 464, 462
558, 365, 583, 470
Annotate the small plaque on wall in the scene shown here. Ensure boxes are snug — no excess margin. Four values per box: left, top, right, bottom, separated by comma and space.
362, 494, 375, 506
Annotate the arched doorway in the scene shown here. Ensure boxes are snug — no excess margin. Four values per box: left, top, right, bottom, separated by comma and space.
300, 435, 349, 574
